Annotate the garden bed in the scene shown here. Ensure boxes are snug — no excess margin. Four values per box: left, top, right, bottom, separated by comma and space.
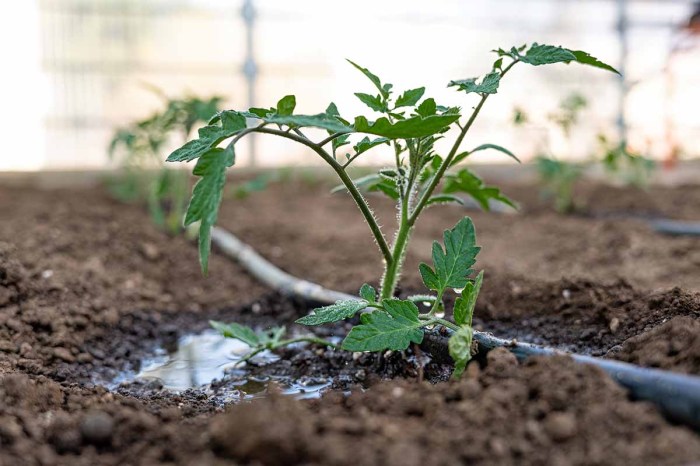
1, 178, 699, 465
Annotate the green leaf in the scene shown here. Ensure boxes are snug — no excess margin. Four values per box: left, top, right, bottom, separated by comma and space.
353, 136, 390, 156
185, 146, 234, 274
276, 95, 296, 116
467, 143, 520, 163
416, 98, 437, 117
449, 72, 501, 95
443, 168, 517, 211
419, 217, 480, 293
347, 59, 389, 99
246, 107, 274, 118
454, 270, 483, 326
419, 263, 441, 291
519, 43, 576, 65
569, 50, 620, 75
264, 113, 352, 133
368, 177, 400, 200
355, 93, 385, 112
516, 44, 620, 74
360, 284, 377, 303
449, 326, 473, 378
394, 87, 425, 108
342, 299, 424, 352
353, 114, 459, 139
167, 111, 246, 162
295, 299, 368, 326
426, 194, 465, 206
210, 320, 259, 347
258, 326, 287, 347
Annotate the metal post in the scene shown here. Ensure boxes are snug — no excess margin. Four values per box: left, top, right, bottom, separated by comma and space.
242, 0, 257, 166
616, 0, 629, 143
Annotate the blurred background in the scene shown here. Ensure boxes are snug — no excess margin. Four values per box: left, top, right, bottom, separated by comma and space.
1, 0, 699, 171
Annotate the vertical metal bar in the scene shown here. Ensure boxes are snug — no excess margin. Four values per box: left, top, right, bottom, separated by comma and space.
242, 0, 257, 166
616, 0, 629, 143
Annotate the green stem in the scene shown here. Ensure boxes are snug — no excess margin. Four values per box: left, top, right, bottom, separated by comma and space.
275, 336, 341, 350
427, 290, 443, 317
253, 127, 393, 265
418, 315, 460, 332
379, 218, 412, 300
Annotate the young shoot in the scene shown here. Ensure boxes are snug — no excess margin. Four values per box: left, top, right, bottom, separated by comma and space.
167, 43, 618, 376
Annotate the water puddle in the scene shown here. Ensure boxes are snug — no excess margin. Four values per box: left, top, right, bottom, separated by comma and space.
128, 330, 331, 400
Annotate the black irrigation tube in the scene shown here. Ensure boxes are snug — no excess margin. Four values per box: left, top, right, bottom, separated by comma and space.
649, 219, 700, 236
209, 226, 700, 430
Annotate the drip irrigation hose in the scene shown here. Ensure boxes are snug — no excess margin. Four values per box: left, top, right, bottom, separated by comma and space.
649, 219, 700, 236
210, 226, 700, 430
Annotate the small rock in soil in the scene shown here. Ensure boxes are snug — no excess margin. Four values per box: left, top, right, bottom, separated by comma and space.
53, 347, 75, 363
543, 412, 578, 442
80, 410, 114, 446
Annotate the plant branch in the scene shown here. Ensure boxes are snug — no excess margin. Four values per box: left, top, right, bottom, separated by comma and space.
318, 131, 351, 147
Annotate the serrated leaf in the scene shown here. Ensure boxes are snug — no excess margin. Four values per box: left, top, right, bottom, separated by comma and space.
166, 111, 246, 162
276, 95, 296, 116
263, 113, 352, 133
210, 320, 259, 347
368, 177, 400, 200
416, 98, 437, 117
443, 168, 517, 211
185, 146, 234, 274
360, 284, 376, 303
355, 93, 385, 112
454, 270, 483, 326
354, 136, 389, 156
569, 50, 620, 75
341, 299, 424, 352
427, 194, 465, 207
516, 44, 619, 75
395, 87, 425, 108
246, 107, 274, 118
449, 326, 473, 378
419, 217, 480, 293
347, 59, 389, 99
449, 72, 501, 95
353, 114, 459, 139
519, 43, 576, 65
295, 299, 368, 326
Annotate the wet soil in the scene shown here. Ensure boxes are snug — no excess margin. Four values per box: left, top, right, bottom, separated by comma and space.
1, 178, 700, 465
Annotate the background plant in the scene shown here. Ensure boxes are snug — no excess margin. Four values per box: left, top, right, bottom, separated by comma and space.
598, 134, 655, 189
169, 43, 618, 376
516, 92, 589, 213
109, 91, 223, 233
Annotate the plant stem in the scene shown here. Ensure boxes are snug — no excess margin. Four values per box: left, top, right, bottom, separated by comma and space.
427, 290, 443, 316
418, 315, 460, 332
379, 217, 412, 300
253, 127, 393, 265
276, 336, 341, 349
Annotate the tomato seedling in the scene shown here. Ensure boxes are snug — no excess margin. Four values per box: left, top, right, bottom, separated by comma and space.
168, 43, 618, 376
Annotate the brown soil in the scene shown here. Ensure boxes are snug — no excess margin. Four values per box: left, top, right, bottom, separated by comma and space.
1, 178, 699, 465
